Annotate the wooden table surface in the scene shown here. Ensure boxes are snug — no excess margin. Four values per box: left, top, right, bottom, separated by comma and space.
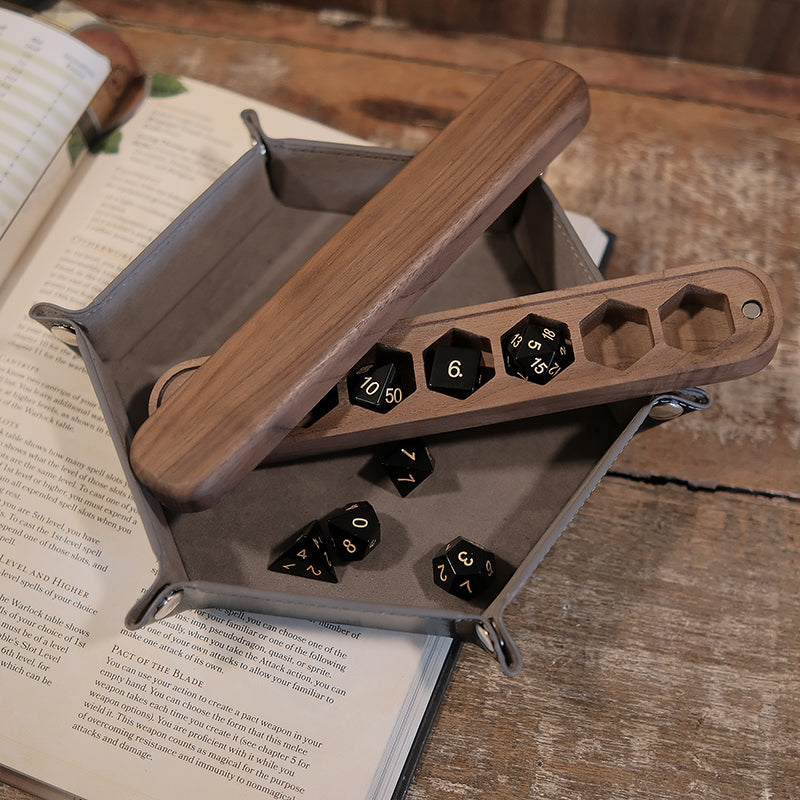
3, 2, 798, 798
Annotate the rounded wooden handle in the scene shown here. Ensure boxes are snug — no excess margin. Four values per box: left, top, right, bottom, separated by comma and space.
130, 59, 591, 509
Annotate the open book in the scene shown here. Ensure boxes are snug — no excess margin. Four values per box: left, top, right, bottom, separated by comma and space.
0, 3, 145, 275
0, 13, 458, 799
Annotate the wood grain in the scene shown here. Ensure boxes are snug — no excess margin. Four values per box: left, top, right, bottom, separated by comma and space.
79, 0, 800, 118
129, 59, 590, 509
125, 0, 800, 75
4, 4, 798, 800
408, 477, 800, 800
147, 261, 782, 463
541, 89, 800, 497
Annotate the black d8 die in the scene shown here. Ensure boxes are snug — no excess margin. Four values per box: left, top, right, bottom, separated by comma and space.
381, 439, 434, 496
326, 501, 380, 561
504, 320, 574, 384
432, 537, 496, 600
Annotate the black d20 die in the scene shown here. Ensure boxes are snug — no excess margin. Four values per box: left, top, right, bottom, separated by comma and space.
326, 501, 380, 561
504, 319, 574, 384
381, 439, 434, 497
432, 537, 496, 600
269, 521, 337, 582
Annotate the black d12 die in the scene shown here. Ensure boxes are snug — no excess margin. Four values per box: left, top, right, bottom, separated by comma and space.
503, 318, 574, 384
432, 537, 496, 600
269, 521, 337, 583
381, 439, 434, 497
326, 501, 380, 561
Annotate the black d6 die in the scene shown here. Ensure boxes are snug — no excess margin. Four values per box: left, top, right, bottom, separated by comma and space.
432, 537, 496, 600
269, 521, 337, 583
503, 319, 574, 384
326, 501, 380, 561
427, 345, 482, 399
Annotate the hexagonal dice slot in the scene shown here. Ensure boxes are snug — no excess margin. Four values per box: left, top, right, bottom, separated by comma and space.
580, 299, 654, 370
659, 285, 734, 353
346, 343, 415, 413
423, 328, 495, 399
501, 314, 574, 384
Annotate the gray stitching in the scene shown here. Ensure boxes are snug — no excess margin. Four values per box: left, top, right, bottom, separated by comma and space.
553, 212, 599, 284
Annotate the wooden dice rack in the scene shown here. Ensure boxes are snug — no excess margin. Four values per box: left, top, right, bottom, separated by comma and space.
128, 58, 782, 512
129, 58, 592, 509
148, 259, 780, 464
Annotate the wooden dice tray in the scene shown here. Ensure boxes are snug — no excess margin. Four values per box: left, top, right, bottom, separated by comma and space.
30, 63, 780, 675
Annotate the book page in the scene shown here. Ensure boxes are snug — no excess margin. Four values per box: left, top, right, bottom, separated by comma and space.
0, 8, 109, 252
0, 77, 450, 800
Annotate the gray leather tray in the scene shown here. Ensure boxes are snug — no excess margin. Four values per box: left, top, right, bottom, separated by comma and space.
31, 128, 682, 675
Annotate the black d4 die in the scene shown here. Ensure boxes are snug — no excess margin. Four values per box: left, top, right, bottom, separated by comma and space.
269, 521, 337, 582
326, 501, 380, 561
432, 537, 496, 600
503, 318, 574, 384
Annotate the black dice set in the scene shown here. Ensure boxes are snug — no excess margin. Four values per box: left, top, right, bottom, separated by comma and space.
259, 315, 576, 433
268, 468, 499, 603
269, 501, 381, 582
432, 537, 497, 600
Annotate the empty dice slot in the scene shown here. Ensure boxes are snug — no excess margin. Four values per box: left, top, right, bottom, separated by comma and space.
658, 285, 734, 353
580, 299, 653, 370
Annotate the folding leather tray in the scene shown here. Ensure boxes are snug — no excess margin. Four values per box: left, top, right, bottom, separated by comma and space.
31, 133, 672, 675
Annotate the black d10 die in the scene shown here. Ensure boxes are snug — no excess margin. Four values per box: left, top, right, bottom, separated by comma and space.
432, 537, 496, 600
347, 362, 403, 413
503, 318, 574, 384
381, 439, 434, 497
326, 501, 380, 561
269, 521, 337, 583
